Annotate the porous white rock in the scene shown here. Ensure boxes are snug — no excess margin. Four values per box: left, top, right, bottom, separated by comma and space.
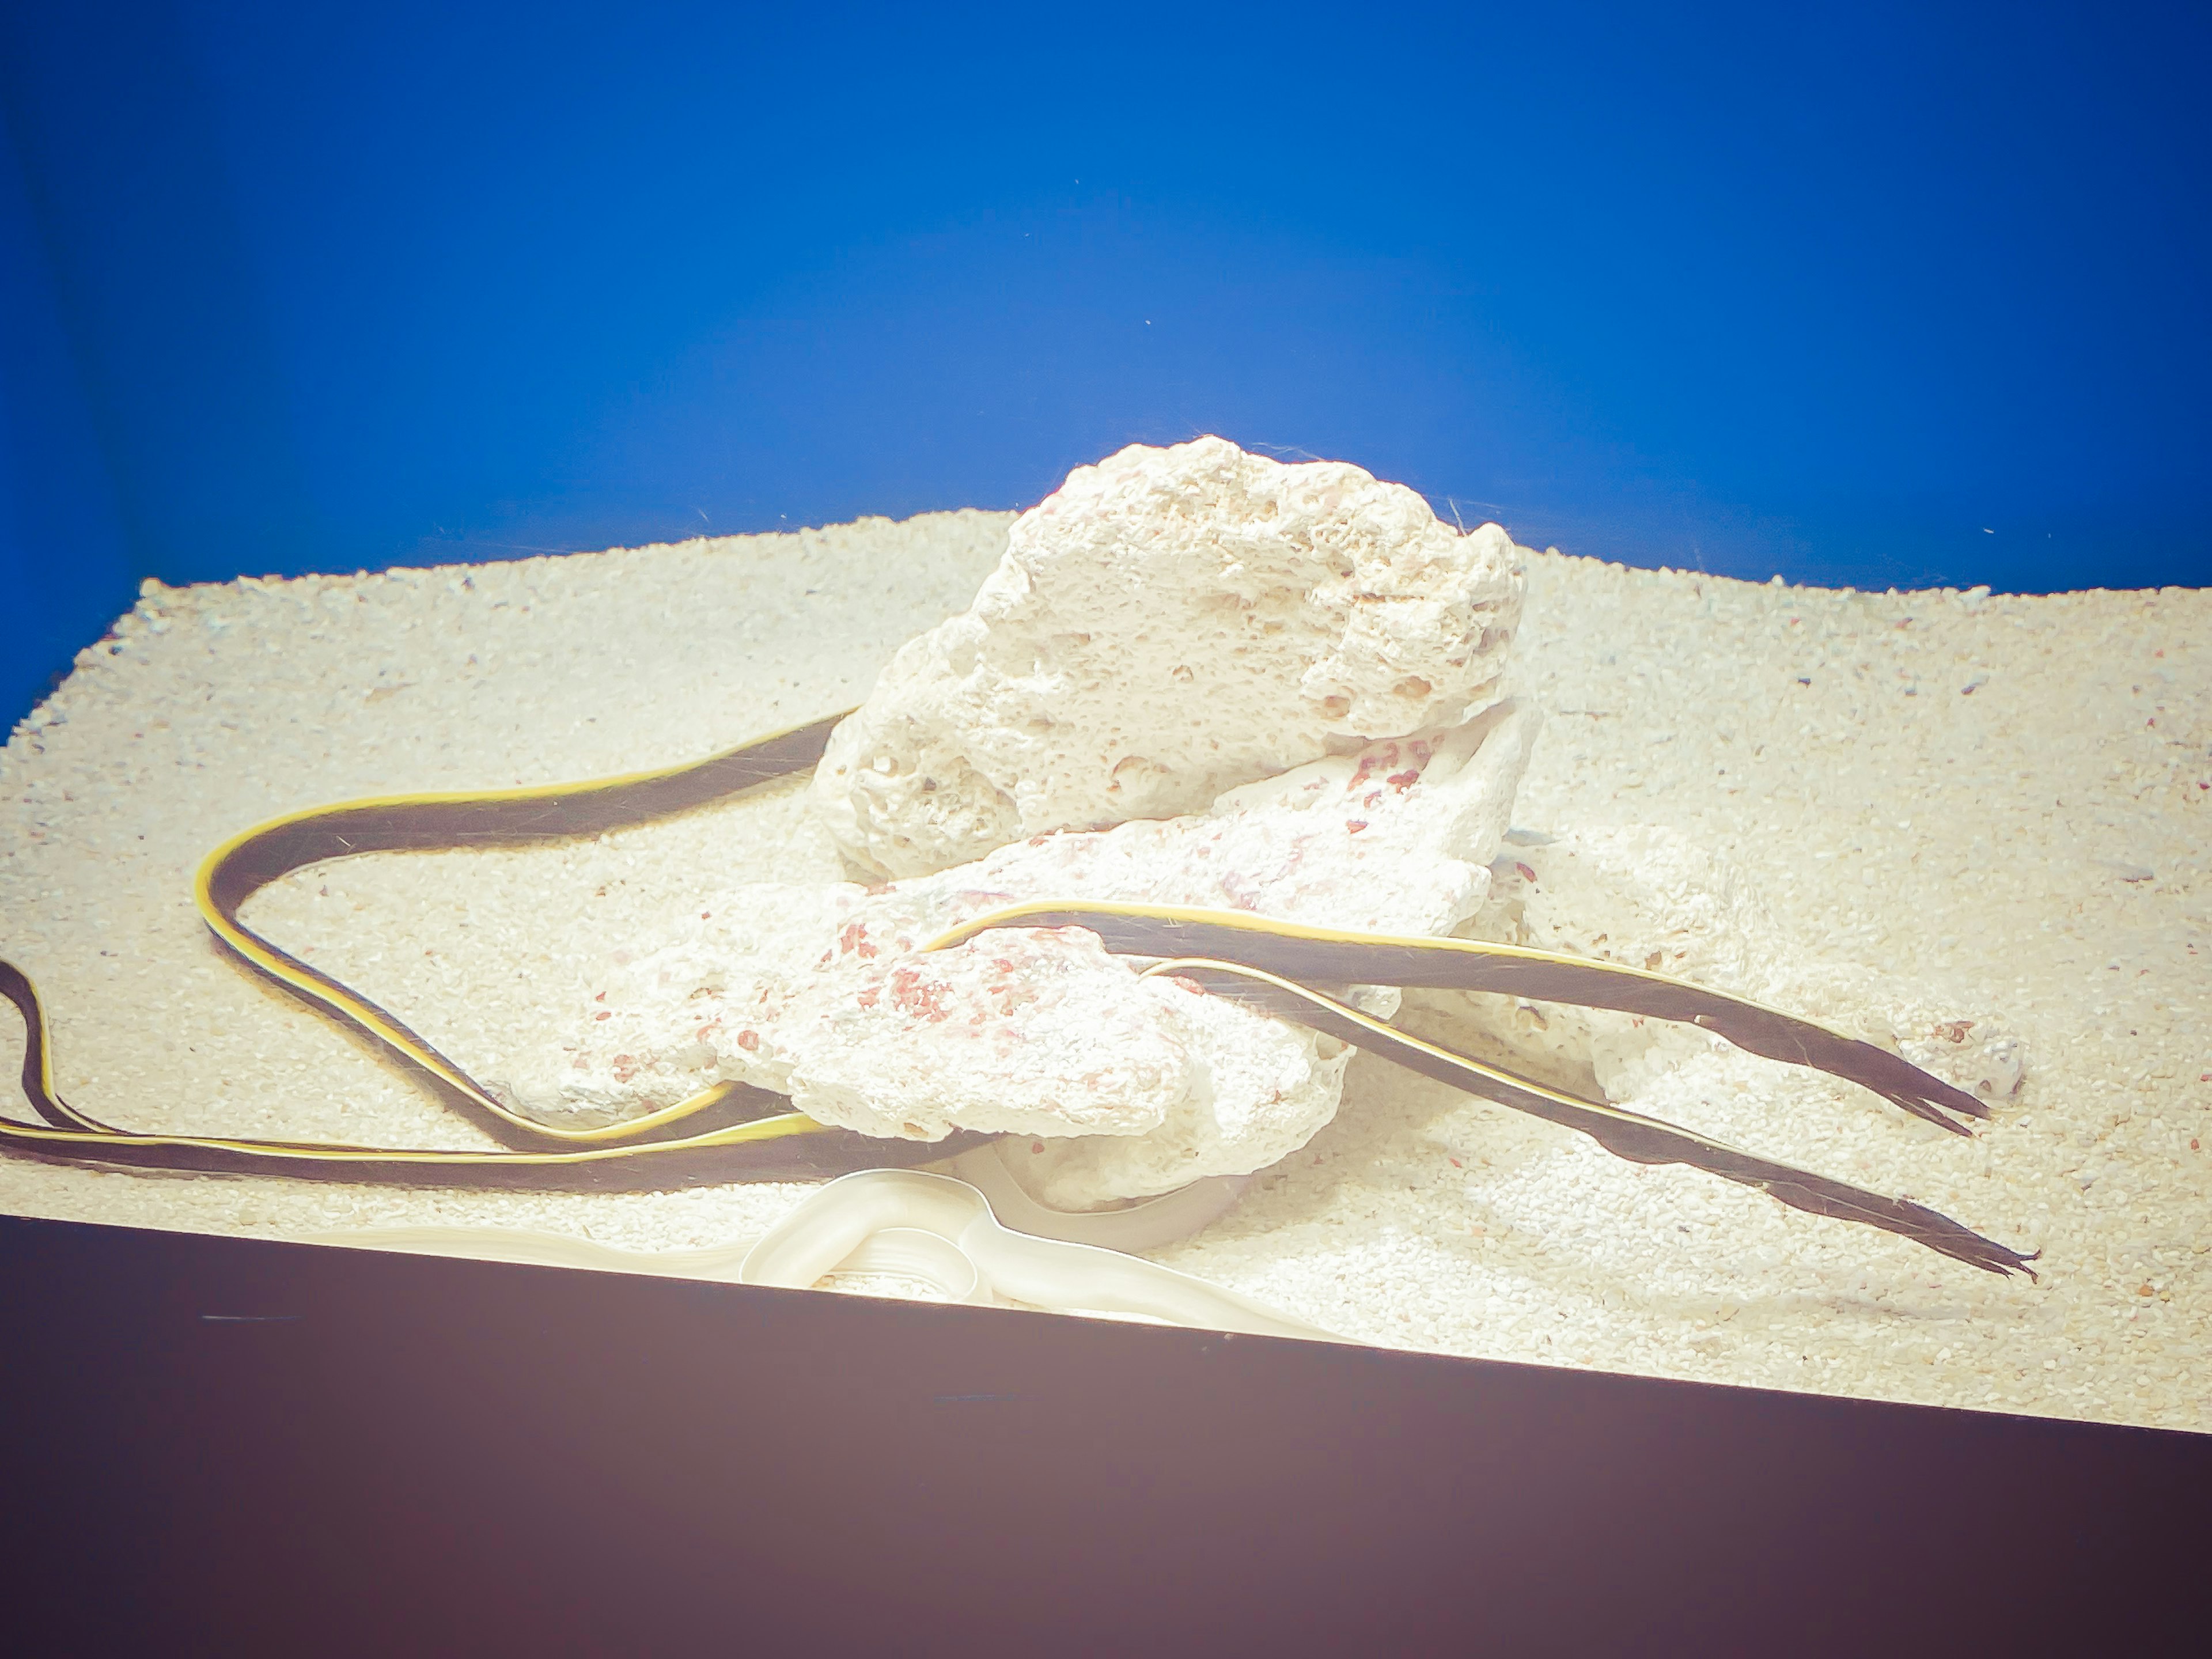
812, 435, 1529, 878
498, 702, 1539, 1206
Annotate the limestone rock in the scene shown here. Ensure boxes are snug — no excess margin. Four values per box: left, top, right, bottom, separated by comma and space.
812, 435, 1529, 879
496, 702, 1538, 1205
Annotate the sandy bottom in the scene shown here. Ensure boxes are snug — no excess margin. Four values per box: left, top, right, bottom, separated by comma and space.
3, 512, 2206, 1431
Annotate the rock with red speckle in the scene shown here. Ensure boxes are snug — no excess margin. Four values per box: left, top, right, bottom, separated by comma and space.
812, 435, 1528, 880
496, 700, 1538, 1203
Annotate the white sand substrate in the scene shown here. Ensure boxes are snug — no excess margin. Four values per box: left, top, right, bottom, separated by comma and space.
3, 512, 2206, 1431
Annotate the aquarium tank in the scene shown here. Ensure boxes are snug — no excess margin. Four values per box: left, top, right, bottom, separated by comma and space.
2, 1, 2206, 1434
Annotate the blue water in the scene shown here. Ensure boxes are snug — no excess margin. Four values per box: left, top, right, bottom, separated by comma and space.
3, 1, 2206, 728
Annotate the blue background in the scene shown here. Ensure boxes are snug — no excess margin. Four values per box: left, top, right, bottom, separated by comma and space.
3, 1, 2206, 729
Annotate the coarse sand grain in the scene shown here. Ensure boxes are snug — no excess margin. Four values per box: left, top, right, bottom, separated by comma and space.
3, 512, 2207, 1431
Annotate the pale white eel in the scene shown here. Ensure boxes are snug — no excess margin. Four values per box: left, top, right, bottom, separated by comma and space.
299, 1145, 1325, 1341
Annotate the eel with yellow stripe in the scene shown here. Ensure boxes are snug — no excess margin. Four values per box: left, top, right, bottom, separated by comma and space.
3, 713, 983, 1187
1, 714, 2035, 1277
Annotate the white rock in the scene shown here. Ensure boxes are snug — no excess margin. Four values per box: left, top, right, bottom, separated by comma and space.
812, 435, 1529, 878
498, 703, 1539, 1205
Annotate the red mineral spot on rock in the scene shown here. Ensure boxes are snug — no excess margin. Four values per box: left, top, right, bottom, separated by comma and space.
888, 966, 950, 1021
